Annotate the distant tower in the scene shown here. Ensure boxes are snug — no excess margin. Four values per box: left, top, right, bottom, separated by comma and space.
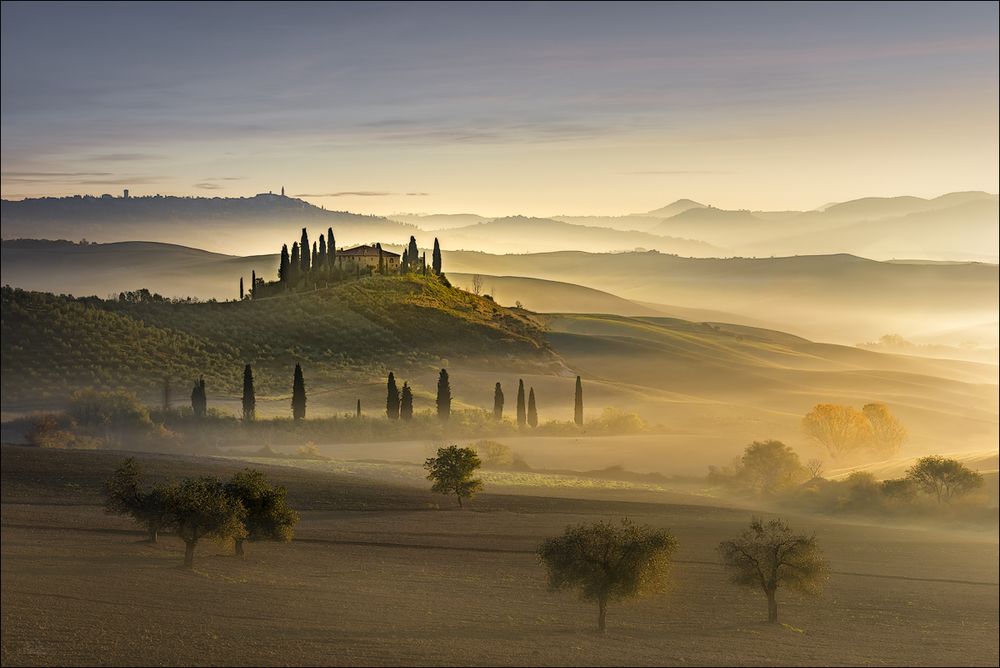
281, 186, 285, 197
123, 188, 129, 199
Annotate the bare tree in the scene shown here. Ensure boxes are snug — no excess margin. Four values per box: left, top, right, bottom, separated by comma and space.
718, 517, 828, 623
471, 274, 484, 296
805, 458, 824, 480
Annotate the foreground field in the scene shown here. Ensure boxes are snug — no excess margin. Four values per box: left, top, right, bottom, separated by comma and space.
2, 446, 997, 666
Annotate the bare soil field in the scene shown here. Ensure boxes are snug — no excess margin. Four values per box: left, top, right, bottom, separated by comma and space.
2, 445, 998, 666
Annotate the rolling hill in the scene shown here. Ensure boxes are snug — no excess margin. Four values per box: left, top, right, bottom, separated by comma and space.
430, 215, 722, 255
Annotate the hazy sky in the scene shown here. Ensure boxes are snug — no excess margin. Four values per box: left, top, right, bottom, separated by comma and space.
2, 1, 997, 215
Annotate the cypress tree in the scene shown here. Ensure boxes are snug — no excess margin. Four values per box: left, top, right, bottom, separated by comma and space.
408, 236, 419, 268
300, 228, 310, 273
279, 244, 290, 284
386, 372, 400, 419
251, 270, 256, 297
400, 382, 413, 420
311, 241, 318, 273
356, 399, 361, 418
493, 382, 504, 421
292, 363, 306, 421
432, 238, 442, 274
436, 368, 451, 422
516, 379, 526, 428
290, 243, 300, 282
318, 235, 327, 272
328, 228, 336, 270
242, 364, 256, 422
574, 376, 584, 427
400, 247, 409, 274
422, 252, 427, 275
527, 387, 538, 428
191, 377, 207, 418
377, 243, 385, 274
239, 277, 244, 300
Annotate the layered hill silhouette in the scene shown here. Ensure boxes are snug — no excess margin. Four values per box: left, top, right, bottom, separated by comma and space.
3, 240, 996, 353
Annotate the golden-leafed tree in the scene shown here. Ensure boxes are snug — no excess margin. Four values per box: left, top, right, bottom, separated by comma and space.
801, 404, 872, 460
862, 403, 907, 457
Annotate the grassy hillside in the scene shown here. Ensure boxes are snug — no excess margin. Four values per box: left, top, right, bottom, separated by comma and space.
0, 275, 554, 405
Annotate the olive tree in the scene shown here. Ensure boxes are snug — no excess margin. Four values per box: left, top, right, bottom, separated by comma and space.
537, 518, 678, 633
169, 476, 247, 568
103, 458, 174, 543
224, 469, 300, 556
717, 517, 828, 623
905, 456, 983, 503
423, 445, 483, 507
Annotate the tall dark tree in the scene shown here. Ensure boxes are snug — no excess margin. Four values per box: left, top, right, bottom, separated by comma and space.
279, 244, 290, 284
317, 235, 327, 272
239, 276, 244, 300
242, 364, 256, 422
422, 252, 427, 275
327, 227, 336, 269
400, 382, 413, 420
574, 376, 584, 427
251, 270, 257, 297
528, 387, 538, 428
400, 247, 410, 274
436, 368, 451, 421
290, 242, 300, 282
356, 399, 361, 418
408, 236, 419, 268
386, 372, 400, 420
493, 382, 504, 421
516, 379, 526, 428
311, 241, 318, 273
377, 243, 385, 274
299, 228, 310, 273
191, 377, 207, 418
432, 238, 442, 274
292, 363, 306, 421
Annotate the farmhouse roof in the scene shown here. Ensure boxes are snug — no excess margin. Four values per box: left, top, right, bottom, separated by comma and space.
338, 244, 400, 258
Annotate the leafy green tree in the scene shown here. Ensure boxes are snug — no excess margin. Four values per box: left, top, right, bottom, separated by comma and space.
738, 440, 806, 495
574, 376, 584, 427
224, 469, 299, 556
717, 517, 829, 623
493, 382, 504, 421
436, 368, 451, 421
169, 476, 247, 569
905, 456, 983, 503
292, 363, 306, 421
300, 228, 310, 273
527, 387, 538, 428
190, 377, 207, 418
242, 364, 256, 422
386, 372, 400, 419
424, 445, 483, 507
537, 518, 678, 633
278, 244, 290, 284
432, 237, 442, 274
103, 458, 174, 543
400, 382, 413, 420
516, 379, 526, 428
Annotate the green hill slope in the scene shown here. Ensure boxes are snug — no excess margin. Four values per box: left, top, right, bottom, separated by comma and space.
0, 275, 553, 404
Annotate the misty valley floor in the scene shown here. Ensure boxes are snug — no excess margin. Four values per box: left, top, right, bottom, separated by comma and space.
2, 454, 998, 666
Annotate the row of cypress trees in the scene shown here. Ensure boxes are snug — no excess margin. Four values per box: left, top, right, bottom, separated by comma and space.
192, 366, 584, 426
386, 371, 585, 427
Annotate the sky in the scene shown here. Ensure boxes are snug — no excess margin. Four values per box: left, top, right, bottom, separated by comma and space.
1, 1, 997, 216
